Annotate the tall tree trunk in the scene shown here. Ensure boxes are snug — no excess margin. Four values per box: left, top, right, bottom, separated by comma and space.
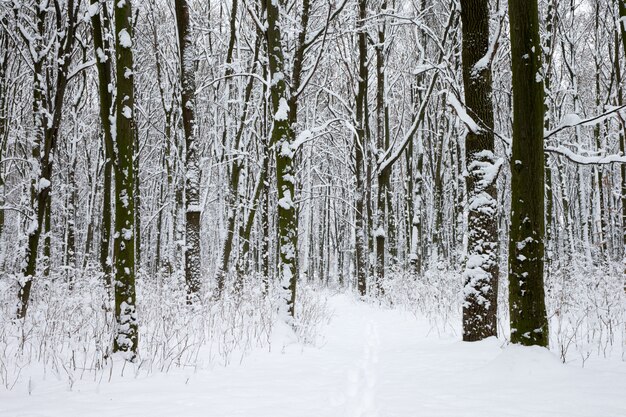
17, 5, 47, 319
460, 0, 499, 341
112, 0, 138, 357
593, 5, 607, 259
18, 1, 78, 318
260, 68, 270, 290
264, 0, 298, 317
617, 0, 626, 54
543, 0, 556, 278
175, 0, 201, 297
354, 0, 369, 296
90, 0, 114, 287
375, 2, 388, 294
615, 9, 626, 290
507, 0, 549, 347
0, 23, 7, 243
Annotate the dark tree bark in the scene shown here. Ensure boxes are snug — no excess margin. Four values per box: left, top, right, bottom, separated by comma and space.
90, 0, 114, 287
543, 0, 556, 276
374, 1, 388, 294
617, 0, 626, 54
264, 0, 298, 317
17, 0, 79, 319
112, 0, 138, 357
507, 0, 549, 347
460, 0, 499, 341
354, 0, 368, 297
0, 21, 7, 245
617, 0, 626, 286
175, 0, 202, 298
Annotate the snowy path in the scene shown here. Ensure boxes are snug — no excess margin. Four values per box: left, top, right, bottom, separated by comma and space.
2, 294, 625, 417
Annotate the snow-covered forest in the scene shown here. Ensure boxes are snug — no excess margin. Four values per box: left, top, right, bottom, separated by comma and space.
1, 0, 625, 415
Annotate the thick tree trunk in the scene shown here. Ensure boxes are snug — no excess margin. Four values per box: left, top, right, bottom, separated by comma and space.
507, 0, 549, 347
264, 0, 298, 317
112, 0, 138, 357
460, 0, 499, 341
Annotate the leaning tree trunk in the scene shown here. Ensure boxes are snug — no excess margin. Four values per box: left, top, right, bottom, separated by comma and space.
264, 0, 298, 317
507, 0, 549, 347
175, 0, 201, 298
112, 0, 138, 357
460, 0, 499, 341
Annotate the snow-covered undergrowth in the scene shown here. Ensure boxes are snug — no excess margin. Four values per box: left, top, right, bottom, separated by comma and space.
381, 265, 462, 337
381, 260, 625, 364
0, 269, 330, 391
0, 259, 623, 397
3, 291, 624, 417
546, 260, 625, 363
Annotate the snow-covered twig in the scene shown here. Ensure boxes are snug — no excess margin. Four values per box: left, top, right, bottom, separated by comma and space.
544, 105, 626, 140
545, 145, 626, 165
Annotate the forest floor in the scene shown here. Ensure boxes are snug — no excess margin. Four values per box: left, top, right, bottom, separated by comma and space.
1, 293, 625, 417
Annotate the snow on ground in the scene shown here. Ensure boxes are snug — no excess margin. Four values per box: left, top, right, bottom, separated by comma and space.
1, 294, 625, 417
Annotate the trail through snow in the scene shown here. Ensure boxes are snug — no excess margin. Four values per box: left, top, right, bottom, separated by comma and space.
1, 294, 625, 417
